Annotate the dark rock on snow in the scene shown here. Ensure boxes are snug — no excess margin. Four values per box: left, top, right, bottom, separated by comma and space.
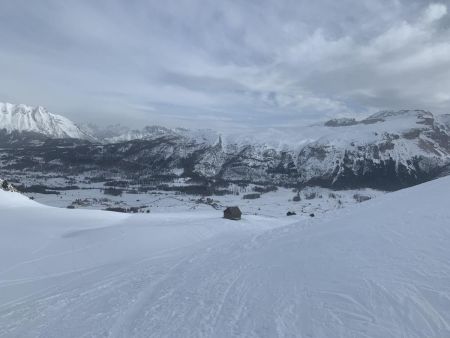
224, 206, 242, 220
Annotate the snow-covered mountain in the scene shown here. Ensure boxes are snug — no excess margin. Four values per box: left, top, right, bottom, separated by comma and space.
146, 109, 449, 189
91, 124, 220, 145
79, 123, 135, 142
296, 109, 450, 189
102, 125, 177, 143
0, 102, 92, 139
1, 174, 450, 337
0, 103, 449, 190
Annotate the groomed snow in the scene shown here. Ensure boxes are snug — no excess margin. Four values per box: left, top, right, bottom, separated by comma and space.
1, 177, 450, 337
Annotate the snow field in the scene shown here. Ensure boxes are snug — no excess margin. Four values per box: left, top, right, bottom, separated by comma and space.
0, 176, 450, 337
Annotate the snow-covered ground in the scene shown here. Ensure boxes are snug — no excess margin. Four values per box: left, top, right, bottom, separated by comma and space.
5, 171, 383, 217
24, 185, 383, 217
1, 177, 450, 337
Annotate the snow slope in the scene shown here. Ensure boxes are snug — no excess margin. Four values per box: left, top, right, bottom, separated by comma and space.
0, 102, 90, 139
1, 177, 450, 337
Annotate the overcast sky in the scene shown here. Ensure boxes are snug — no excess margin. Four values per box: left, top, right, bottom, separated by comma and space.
0, 0, 449, 130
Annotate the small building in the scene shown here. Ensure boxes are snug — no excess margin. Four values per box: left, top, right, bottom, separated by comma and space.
243, 193, 261, 200
224, 206, 242, 220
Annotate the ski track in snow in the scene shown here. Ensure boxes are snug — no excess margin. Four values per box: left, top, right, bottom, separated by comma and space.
1, 177, 450, 337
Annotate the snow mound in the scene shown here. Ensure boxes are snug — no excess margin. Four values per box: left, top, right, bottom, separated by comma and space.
0, 188, 38, 208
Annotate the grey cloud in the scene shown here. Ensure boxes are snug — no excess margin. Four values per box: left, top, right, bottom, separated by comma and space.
0, 0, 448, 130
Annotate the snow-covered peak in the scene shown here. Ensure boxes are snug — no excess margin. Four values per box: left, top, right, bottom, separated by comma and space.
315, 109, 445, 148
0, 102, 91, 139
102, 124, 221, 145
365, 109, 433, 121
102, 125, 175, 143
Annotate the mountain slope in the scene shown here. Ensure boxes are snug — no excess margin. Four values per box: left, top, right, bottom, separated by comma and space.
297, 109, 450, 189
0, 175, 450, 337
0, 102, 91, 140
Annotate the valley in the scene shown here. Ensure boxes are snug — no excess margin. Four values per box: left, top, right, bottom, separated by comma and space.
1, 103, 449, 213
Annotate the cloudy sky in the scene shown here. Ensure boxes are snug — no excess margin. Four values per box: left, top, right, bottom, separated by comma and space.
0, 0, 449, 130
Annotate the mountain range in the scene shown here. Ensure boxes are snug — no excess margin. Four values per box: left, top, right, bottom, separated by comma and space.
1, 102, 449, 190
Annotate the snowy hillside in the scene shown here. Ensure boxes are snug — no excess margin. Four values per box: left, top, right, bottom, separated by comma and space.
0, 102, 91, 139
1, 177, 450, 337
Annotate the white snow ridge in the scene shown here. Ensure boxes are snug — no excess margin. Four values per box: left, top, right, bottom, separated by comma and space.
0, 102, 90, 139
1, 176, 450, 337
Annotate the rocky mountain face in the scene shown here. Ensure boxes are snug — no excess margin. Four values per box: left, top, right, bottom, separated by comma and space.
297, 110, 450, 190
1, 103, 449, 191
